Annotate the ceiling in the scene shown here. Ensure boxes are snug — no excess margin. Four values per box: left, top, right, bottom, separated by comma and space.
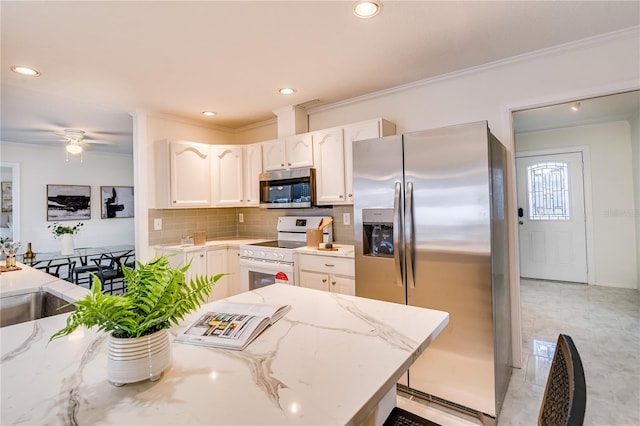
1, 1, 639, 155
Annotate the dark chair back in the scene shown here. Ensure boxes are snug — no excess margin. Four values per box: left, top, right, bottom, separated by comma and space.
539, 334, 586, 426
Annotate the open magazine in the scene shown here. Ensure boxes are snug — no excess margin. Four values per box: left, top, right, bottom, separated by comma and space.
175, 302, 291, 350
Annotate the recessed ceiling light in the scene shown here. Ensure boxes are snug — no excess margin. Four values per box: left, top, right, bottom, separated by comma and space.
571, 102, 581, 111
279, 88, 296, 95
10, 65, 41, 77
202, 111, 216, 117
353, 1, 382, 18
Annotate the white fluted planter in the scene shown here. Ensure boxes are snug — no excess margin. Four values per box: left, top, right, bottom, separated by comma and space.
107, 329, 172, 386
60, 234, 74, 255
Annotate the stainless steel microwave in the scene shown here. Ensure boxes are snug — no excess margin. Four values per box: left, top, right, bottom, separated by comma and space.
259, 167, 316, 208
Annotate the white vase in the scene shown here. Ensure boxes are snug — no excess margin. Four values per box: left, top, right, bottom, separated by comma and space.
61, 233, 74, 255
107, 329, 172, 386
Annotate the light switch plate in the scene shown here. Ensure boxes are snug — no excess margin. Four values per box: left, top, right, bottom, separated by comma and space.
343, 213, 350, 225
238, 213, 244, 223
154, 218, 162, 231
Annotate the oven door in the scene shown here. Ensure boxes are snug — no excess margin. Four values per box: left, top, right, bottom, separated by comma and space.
239, 258, 296, 292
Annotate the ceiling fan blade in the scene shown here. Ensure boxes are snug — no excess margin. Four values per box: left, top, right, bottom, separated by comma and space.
81, 139, 117, 145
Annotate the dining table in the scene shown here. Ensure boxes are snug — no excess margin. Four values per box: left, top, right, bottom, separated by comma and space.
17, 244, 134, 267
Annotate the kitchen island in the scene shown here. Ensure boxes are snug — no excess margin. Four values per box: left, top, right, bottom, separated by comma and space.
1, 275, 448, 425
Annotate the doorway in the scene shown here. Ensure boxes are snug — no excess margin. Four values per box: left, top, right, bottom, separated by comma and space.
516, 151, 588, 283
513, 90, 639, 288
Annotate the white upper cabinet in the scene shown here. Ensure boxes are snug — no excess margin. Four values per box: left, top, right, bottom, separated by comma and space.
262, 134, 313, 171
156, 140, 212, 208
313, 118, 395, 205
342, 118, 396, 203
284, 134, 313, 168
211, 145, 244, 207
313, 127, 346, 205
244, 143, 262, 206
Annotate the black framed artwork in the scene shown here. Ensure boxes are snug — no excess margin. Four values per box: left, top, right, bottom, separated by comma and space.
100, 186, 134, 219
47, 184, 91, 221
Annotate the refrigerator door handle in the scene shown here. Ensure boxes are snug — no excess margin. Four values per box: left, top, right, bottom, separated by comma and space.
393, 181, 404, 287
405, 181, 416, 288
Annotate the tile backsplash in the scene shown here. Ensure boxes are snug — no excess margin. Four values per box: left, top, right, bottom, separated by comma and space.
149, 205, 355, 246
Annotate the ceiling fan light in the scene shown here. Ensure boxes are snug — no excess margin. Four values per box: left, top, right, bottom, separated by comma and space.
353, 1, 382, 18
571, 102, 581, 111
279, 88, 296, 95
66, 143, 83, 155
202, 111, 216, 117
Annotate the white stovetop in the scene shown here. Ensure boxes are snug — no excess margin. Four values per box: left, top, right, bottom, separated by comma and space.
1, 278, 448, 425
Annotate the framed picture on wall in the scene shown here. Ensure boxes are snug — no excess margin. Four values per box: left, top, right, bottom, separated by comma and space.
47, 184, 91, 221
100, 186, 134, 219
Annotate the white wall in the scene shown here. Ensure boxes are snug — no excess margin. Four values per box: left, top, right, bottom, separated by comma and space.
1, 142, 134, 252
630, 112, 640, 285
516, 121, 638, 288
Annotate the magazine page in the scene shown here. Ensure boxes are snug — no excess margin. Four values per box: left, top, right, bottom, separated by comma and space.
175, 302, 291, 350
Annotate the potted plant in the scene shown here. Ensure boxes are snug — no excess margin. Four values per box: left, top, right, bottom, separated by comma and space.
50, 255, 223, 386
48, 222, 83, 255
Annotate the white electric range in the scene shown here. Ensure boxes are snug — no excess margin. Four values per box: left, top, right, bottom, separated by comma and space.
239, 216, 333, 291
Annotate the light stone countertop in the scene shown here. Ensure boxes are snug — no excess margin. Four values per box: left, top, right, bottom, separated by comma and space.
155, 237, 271, 252
0, 281, 449, 425
294, 244, 355, 258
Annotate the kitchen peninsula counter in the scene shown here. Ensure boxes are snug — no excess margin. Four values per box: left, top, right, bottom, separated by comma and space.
1, 283, 448, 425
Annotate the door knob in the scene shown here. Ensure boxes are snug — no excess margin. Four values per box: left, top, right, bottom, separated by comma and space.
519, 221, 524, 225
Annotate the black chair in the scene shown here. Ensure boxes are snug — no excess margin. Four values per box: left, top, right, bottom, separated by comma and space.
73, 256, 101, 288
93, 252, 135, 294
33, 259, 77, 282
383, 407, 439, 426
539, 334, 587, 426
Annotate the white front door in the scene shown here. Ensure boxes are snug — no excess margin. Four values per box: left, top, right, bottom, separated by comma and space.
516, 152, 588, 283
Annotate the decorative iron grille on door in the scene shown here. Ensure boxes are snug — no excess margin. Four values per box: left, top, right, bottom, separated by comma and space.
526, 161, 570, 221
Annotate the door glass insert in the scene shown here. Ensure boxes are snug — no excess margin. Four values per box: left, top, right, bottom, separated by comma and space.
527, 161, 570, 221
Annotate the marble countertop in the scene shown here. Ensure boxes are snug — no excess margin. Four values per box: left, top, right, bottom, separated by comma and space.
1, 283, 448, 425
294, 244, 355, 258
156, 238, 271, 252
0, 262, 90, 301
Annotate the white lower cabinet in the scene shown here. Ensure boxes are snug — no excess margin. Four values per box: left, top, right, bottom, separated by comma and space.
159, 247, 207, 284
297, 254, 355, 296
227, 248, 241, 296
207, 248, 229, 302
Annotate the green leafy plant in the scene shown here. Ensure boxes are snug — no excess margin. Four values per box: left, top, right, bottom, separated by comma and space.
50, 255, 224, 340
49, 222, 84, 237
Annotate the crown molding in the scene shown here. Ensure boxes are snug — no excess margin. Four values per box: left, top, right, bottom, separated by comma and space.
308, 26, 640, 115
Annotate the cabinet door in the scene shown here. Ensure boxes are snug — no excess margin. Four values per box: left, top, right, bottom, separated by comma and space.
342, 120, 382, 204
244, 144, 262, 206
170, 141, 212, 207
299, 270, 330, 292
330, 275, 355, 296
207, 249, 229, 301
285, 134, 313, 168
262, 139, 286, 171
313, 128, 346, 205
226, 248, 241, 296
211, 145, 244, 206
185, 249, 208, 284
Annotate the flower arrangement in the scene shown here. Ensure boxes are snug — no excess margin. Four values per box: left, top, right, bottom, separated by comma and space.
48, 222, 83, 237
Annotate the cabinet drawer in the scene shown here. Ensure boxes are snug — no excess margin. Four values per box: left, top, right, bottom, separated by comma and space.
298, 254, 354, 277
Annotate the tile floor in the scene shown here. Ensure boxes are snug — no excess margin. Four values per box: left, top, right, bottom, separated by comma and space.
398, 278, 640, 425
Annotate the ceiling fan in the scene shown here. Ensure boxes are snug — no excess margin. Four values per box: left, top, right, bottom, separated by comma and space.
26, 129, 115, 155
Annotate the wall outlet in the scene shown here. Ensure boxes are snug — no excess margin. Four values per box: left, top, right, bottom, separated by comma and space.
238, 213, 244, 223
343, 213, 351, 226
154, 218, 162, 231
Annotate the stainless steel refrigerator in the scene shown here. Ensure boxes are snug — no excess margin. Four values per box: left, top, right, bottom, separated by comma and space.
353, 121, 512, 420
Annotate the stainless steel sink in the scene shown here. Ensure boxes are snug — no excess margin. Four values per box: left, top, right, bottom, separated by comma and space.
0, 291, 75, 328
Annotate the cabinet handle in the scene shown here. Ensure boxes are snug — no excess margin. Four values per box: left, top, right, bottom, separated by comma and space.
281, 163, 285, 167
339, 195, 344, 198
348, 194, 352, 197
200, 254, 204, 258
322, 279, 327, 283
331, 281, 336, 286
325, 263, 335, 267
288, 162, 292, 166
